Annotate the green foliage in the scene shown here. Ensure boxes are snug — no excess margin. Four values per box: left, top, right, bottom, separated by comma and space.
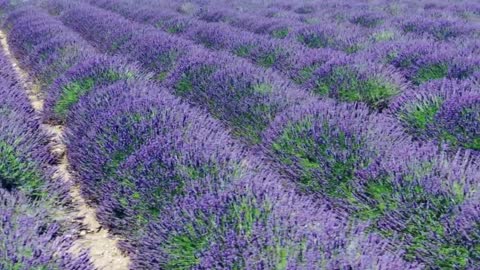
354, 177, 398, 220
298, 33, 335, 49
361, 79, 400, 108
252, 83, 273, 94
364, 165, 470, 268
175, 74, 193, 95
0, 141, 45, 199
257, 52, 278, 68
315, 67, 399, 108
371, 30, 395, 42
227, 197, 270, 236
54, 70, 129, 118
167, 25, 183, 34
174, 66, 216, 96
163, 228, 210, 269
234, 45, 254, 57
231, 104, 273, 144
271, 28, 289, 39
413, 63, 449, 85
465, 137, 480, 150
293, 64, 319, 84
162, 197, 270, 269
399, 98, 442, 132
272, 119, 366, 198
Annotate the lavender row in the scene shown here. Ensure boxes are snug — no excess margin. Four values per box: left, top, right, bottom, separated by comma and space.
88, 0, 407, 110
63, 69, 416, 268
99, 0, 479, 58
88, 0, 479, 113
118, 0, 480, 90
46, 1, 311, 143
195, 0, 478, 40
87, 0, 480, 161
0, 189, 92, 270
231, 0, 480, 38
91, 0, 370, 54
3, 6, 95, 86
0, 44, 92, 269
0, 43, 57, 202
4, 4, 420, 269
42, 2, 480, 267
62, 74, 420, 269
129, 1, 480, 153
193, 3, 479, 78
2, 6, 137, 125
88, 0, 343, 84
390, 78, 480, 154
49, 0, 402, 169
262, 99, 480, 268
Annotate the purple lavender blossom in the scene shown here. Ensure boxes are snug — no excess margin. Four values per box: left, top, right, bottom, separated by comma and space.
64, 80, 182, 202
367, 39, 480, 85
401, 16, 478, 41
43, 55, 142, 124
165, 49, 308, 143
307, 54, 406, 109
4, 6, 94, 84
58, 2, 154, 54
96, 111, 249, 246
119, 31, 194, 82
0, 189, 93, 270
133, 172, 421, 269
262, 99, 409, 199
294, 23, 368, 53
0, 63, 56, 200
354, 150, 480, 268
390, 79, 480, 153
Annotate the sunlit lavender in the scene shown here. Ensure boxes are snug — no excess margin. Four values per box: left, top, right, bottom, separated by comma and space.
0, 0, 479, 269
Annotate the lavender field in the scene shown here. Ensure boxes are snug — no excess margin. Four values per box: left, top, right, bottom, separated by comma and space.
0, 0, 479, 269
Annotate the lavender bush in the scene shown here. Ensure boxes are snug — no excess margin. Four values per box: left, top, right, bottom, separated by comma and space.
390, 78, 480, 153
43, 55, 141, 124
96, 111, 250, 248
0, 44, 92, 269
3, 0, 480, 268
307, 54, 406, 109
65, 80, 182, 201
4, 6, 94, 85
134, 172, 422, 270
262, 100, 408, 198
0, 189, 93, 270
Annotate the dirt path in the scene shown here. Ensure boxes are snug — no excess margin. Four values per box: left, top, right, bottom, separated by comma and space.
0, 31, 130, 270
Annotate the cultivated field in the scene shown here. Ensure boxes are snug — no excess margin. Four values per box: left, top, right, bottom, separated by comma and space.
0, 0, 479, 269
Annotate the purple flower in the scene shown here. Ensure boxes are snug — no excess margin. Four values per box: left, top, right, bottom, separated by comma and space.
307, 54, 406, 109
354, 150, 480, 268
65, 80, 182, 202
390, 79, 480, 153
0, 189, 93, 270
165, 49, 308, 143
133, 172, 420, 269
4, 6, 94, 84
58, 2, 154, 54
262, 99, 408, 199
294, 23, 368, 53
96, 112, 249, 247
43, 55, 142, 124
401, 16, 478, 41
